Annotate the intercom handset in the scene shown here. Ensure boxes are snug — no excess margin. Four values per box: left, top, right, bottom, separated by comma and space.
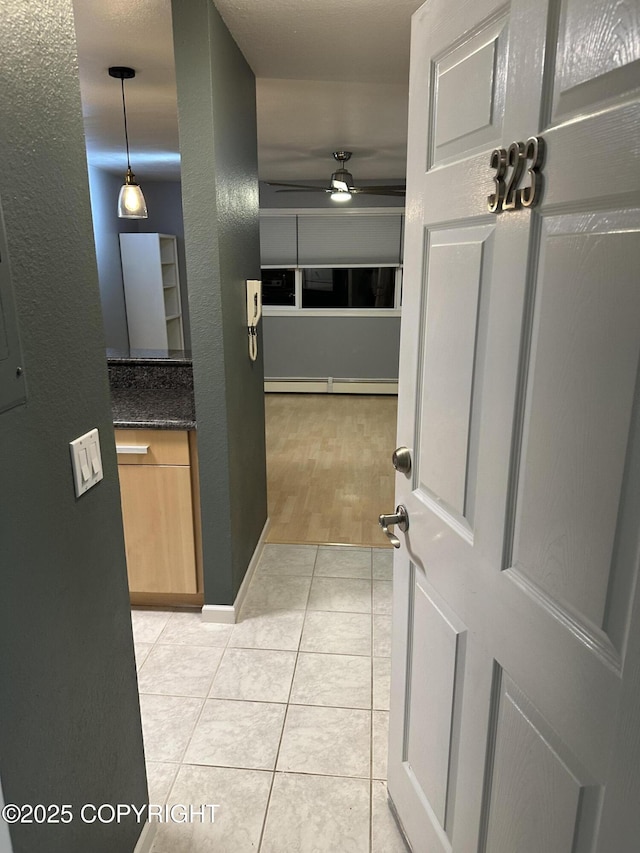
246, 279, 262, 362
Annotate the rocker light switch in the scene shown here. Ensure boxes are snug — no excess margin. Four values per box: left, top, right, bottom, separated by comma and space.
90, 442, 101, 475
70, 428, 103, 497
80, 449, 91, 482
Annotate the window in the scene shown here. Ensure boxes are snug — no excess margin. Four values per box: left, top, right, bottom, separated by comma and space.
261, 266, 402, 314
301, 268, 395, 309
261, 268, 295, 306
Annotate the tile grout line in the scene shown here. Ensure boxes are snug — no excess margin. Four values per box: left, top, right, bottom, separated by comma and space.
255, 544, 319, 853
137, 610, 229, 811
174, 620, 231, 774
167, 616, 231, 784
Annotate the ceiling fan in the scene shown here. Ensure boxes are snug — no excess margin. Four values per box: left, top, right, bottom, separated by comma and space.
266, 152, 405, 202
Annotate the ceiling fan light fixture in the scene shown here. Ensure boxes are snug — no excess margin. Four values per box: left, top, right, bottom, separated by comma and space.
265, 151, 405, 200
109, 65, 148, 220
330, 170, 354, 190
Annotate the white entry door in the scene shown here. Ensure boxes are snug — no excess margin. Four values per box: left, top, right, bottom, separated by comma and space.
387, 0, 640, 850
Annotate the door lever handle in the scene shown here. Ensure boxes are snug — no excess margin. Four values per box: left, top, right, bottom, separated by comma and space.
379, 505, 409, 549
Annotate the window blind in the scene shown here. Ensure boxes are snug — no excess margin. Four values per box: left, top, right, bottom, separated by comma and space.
297, 214, 402, 265
260, 215, 297, 265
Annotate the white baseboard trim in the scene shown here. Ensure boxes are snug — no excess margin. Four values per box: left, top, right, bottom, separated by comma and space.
200, 604, 236, 624
134, 821, 157, 853
266, 380, 327, 393
265, 378, 398, 395
232, 517, 270, 615
201, 518, 270, 625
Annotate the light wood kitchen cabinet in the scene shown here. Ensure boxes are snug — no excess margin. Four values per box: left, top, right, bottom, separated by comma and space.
115, 429, 202, 602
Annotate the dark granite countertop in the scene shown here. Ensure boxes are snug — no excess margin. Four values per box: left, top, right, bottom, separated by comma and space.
107, 355, 196, 430
110, 387, 196, 430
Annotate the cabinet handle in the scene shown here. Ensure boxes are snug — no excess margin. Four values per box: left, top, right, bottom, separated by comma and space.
116, 445, 150, 455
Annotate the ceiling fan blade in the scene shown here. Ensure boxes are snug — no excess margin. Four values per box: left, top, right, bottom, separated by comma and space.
351, 185, 406, 193
274, 188, 331, 194
351, 188, 406, 196
265, 181, 328, 191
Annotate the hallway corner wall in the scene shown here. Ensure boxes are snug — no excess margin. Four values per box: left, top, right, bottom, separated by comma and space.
172, 0, 268, 605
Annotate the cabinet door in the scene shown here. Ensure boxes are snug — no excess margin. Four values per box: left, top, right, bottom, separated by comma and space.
118, 464, 197, 594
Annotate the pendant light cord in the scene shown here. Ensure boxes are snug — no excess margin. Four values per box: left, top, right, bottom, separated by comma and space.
120, 77, 132, 172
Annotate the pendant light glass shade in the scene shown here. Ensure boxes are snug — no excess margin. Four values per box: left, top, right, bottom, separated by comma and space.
117, 169, 148, 219
109, 66, 148, 220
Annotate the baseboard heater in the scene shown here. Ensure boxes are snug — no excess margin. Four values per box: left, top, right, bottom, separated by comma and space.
264, 377, 398, 395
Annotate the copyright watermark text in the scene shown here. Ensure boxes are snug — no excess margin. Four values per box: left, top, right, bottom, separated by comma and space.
1, 803, 219, 825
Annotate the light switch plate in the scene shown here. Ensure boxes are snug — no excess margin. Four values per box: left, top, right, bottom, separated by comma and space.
70, 428, 103, 497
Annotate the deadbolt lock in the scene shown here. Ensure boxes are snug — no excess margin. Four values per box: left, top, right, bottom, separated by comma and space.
392, 446, 412, 476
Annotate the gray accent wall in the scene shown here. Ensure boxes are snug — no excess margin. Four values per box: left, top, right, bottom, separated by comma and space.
263, 316, 401, 380
172, 0, 268, 603
0, 3, 147, 852
88, 166, 135, 350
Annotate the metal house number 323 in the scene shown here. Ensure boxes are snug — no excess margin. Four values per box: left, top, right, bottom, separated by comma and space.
488, 136, 545, 213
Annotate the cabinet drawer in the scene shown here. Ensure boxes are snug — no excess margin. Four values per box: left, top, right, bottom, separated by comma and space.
114, 428, 190, 465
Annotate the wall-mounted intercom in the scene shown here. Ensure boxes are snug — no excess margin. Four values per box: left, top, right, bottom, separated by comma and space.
246, 279, 262, 362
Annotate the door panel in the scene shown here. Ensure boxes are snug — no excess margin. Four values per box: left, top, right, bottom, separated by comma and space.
431, 13, 509, 166
406, 570, 466, 830
482, 674, 590, 853
510, 213, 640, 634
554, 0, 640, 118
418, 225, 493, 522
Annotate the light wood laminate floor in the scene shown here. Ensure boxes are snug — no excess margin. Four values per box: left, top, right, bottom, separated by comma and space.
265, 394, 397, 548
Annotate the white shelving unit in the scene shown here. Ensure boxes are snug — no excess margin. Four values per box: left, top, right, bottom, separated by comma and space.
119, 233, 184, 350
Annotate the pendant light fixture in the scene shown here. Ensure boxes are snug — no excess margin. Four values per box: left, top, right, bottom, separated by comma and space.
108, 66, 148, 219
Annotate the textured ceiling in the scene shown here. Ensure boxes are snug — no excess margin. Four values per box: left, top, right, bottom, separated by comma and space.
73, 0, 423, 182
214, 0, 420, 84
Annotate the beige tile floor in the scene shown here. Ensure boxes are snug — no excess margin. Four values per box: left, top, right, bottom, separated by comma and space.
133, 544, 408, 852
